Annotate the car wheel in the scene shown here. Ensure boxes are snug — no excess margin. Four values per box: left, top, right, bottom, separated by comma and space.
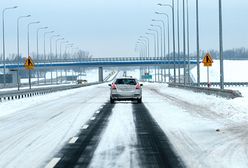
110, 97, 115, 104
137, 98, 142, 104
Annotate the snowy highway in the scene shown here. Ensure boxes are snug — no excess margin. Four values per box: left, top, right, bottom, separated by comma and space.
0, 82, 248, 168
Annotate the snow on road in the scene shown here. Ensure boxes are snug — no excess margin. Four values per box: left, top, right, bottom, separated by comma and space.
1, 73, 248, 168
143, 83, 248, 168
89, 103, 139, 168
0, 84, 109, 168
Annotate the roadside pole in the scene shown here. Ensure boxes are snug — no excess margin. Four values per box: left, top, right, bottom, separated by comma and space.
202, 53, 213, 88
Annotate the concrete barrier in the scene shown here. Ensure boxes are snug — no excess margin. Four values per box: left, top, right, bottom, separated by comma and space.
168, 83, 242, 99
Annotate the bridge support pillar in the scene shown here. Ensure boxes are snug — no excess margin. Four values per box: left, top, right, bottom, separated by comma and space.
98, 67, 103, 83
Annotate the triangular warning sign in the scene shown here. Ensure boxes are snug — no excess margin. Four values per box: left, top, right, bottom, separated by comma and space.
24, 56, 35, 70
202, 53, 213, 67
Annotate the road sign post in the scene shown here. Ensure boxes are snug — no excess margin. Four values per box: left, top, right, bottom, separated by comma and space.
24, 56, 35, 89
202, 53, 213, 88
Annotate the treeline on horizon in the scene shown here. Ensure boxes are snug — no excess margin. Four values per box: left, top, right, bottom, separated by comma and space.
201, 47, 248, 60
1, 47, 248, 61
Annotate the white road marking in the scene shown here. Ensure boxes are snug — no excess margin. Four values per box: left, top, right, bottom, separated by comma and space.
90, 117, 96, 121
82, 125, 89, 129
95, 110, 101, 114
45, 158, 61, 168
68, 137, 79, 144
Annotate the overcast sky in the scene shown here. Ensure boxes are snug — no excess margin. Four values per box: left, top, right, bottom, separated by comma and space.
1, 0, 248, 58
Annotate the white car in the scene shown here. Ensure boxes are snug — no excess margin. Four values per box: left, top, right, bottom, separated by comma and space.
108, 77, 143, 103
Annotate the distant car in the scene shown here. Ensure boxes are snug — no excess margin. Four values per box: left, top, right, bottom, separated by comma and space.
108, 77, 143, 104
77, 79, 87, 84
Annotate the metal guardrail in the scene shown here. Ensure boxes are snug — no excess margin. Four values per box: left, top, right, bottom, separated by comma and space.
1, 56, 197, 65
0, 82, 99, 102
197, 82, 248, 87
168, 83, 242, 99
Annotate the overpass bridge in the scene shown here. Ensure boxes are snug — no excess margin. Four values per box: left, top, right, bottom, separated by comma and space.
0, 57, 199, 86
0, 57, 198, 69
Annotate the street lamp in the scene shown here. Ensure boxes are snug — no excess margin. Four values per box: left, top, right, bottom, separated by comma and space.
49, 34, 60, 84
183, 0, 186, 85
65, 43, 73, 80
2, 6, 18, 87
152, 21, 167, 83
148, 28, 160, 82
219, 0, 224, 89
44, 31, 54, 84
55, 37, 64, 84
158, 2, 176, 83
151, 24, 163, 58
146, 32, 157, 82
153, 17, 170, 83
184, 0, 191, 85
155, 12, 171, 82
27, 21, 40, 89
136, 42, 146, 80
140, 36, 151, 76
137, 40, 147, 58
17, 14, 31, 90
36, 26, 48, 85
151, 24, 164, 82
196, 0, 200, 86
152, 19, 166, 58
60, 40, 68, 83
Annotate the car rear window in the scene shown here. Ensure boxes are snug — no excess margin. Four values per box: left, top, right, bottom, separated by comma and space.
115, 79, 137, 85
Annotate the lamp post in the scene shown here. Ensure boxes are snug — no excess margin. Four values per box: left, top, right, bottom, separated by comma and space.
140, 36, 150, 58
2, 6, 18, 87
148, 28, 160, 82
136, 42, 146, 57
176, 0, 181, 84
43, 31, 54, 84
138, 39, 147, 57
151, 24, 164, 82
146, 32, 157, 82
155, 12, 171, 82
65, 43, 73, 81
196, 0, 200, 86
153, 20, 167, 82
140, 36, 151, 79
17, 14, 31, 90
55, 37, 64, 84
152, 19, 166, 58
36, 26, 48, 85
60, 40, 68, 83
186, 0, 190, 85
49, 34, 60, 84
219, 0, 224, 89
183, 0, 186, 85
136, 43, 146, 80
27, 21, 40, 89
158, 1, 176, 83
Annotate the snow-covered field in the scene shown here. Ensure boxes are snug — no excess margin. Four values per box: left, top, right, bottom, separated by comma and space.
191, 60, 248, 82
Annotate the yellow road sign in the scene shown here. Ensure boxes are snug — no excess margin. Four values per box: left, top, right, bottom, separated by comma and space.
202, 53, 213, 67
24, 56, 35, 70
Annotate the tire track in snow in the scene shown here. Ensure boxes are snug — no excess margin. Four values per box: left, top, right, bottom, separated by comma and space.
51, 102, 115, 168
132, 103, 185, 168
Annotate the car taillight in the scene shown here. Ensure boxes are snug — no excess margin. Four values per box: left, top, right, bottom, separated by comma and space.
136, 83, 141, 89
112, 83, 117, 89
